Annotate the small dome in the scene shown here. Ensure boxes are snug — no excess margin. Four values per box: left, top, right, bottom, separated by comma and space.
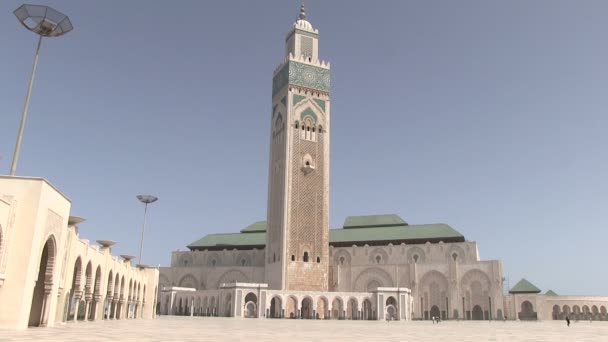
294, 19, 313, 31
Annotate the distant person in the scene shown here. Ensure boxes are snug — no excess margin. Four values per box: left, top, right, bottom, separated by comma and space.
566, 316, 570, 327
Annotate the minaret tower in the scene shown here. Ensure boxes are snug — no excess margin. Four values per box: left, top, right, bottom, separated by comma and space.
265, 4, 331, 291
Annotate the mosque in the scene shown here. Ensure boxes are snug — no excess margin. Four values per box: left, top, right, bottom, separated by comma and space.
157, 5, 608, 322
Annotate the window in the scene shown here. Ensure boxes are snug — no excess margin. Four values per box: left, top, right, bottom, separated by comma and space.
295, 121, 299, 129
211, 259, 217, 267
339, 257, 345, 265
273, 253, 276, 263
241, 259, 247, 266
316, 257, 320, 263
413, 254, 419, 263
375, 255, 381, 264
303, 252, 309, 262
452, 253, 458, 261
291, 255, 295, 261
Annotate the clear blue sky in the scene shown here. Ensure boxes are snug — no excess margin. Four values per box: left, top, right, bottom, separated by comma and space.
1, 1, 607, 295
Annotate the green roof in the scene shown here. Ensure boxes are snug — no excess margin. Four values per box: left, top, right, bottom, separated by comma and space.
343, 214, 407, 228
545, 290, 558, 296
240, 221, 267, 233
188, 218, 465, 250
509, 278, 542, 294
187, 232, 266, 250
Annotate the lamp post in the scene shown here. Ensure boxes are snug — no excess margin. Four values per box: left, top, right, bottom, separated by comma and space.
11, 5, 73, 176
136, 195, 158, 265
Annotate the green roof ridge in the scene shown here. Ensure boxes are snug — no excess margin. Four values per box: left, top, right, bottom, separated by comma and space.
240, 221, 267, 233
545, 290, 558, 296
509, 278, 542, 294
343, 214, 407, 229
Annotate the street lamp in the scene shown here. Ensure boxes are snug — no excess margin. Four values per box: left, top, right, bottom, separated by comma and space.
11, 4, 73, 176
136, 195, 158, 265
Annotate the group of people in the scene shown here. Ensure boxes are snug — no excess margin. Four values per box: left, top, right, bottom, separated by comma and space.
431, 316, 441, 324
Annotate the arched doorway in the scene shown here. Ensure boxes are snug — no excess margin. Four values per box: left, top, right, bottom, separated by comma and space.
29, 237, 56, 327
472, 305, 484, 320
430, 305, 440, 320
286, 296, 298, 318
385, 297, 397, 321
347, 298, 358, 320
301, 297, 313, 319
331, 297, 343, 319
244, 293, 257, 318
552, 305, 561, 320
224, 293, 232, 317
362, 299, 373, 320
316, 297, 328, 319
519, 301, 537, 320
68, 257, 82, 321
270, 296, 282, 318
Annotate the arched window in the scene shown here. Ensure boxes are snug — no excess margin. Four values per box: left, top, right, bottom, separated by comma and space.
295, 121, 299, 129
452, 253, 458, 261
273, 253, 276, 263
413, 254, 419, 263
303, 252, 309, 262
375, 255, 381, 264
240, 259, 247, 266
339, 256, 345, 266
316, 257, 320, 263
291, 255, 295, 261
211, 259, 217, 267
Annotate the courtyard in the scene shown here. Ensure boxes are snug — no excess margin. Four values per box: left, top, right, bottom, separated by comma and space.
1, 317, 607, 342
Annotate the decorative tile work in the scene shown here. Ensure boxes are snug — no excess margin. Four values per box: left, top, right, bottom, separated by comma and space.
273, 62, 330, 96
293, 94, 306, 106
288, 61, 330, 93
300, 107, 318, 123
313, 99, 326, 112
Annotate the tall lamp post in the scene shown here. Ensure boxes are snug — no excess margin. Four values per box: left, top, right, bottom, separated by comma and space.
137, 195, 158, 265
11, 5, 73, 176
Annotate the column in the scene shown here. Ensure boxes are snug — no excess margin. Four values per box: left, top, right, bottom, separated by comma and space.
73, 292, 83, 322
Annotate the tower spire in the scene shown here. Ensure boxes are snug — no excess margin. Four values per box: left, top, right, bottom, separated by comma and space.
299, 2, 306, 20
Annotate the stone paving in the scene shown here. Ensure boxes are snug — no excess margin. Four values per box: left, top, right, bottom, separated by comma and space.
1, 316, 607, 342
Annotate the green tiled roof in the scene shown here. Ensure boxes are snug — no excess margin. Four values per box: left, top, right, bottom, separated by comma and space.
187, 232, 266, 250
240, 221, 267, 233
545, 290, 558, 296
509, 278, 542, 294
188, 218, 465, 250
343, 214, 407, 228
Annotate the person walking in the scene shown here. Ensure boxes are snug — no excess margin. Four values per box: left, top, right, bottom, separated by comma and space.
566, 316, 570, 327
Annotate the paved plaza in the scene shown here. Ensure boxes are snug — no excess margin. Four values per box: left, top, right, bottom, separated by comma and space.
1, 317, 607, 342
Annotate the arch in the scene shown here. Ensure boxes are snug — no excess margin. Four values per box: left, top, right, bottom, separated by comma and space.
369, 248, 389, 265
269, 296, 282, 318
28, 236, 56, 327
235, 251, 251, 267
582, 305, 590, 319
84, 262, 93, 298
178, 274, 198, 289
420, 270, 449, 320
217, 269, 248, 288
406, 246, 426, 263
316, 296, 328, 319
202, 297, 209, 316
286, 296, 298, 319
346, 297, 359, 320
366, 280, 382, 292
472, 305, 484, 320
331, 297, 343, 319
519, 300, 536, 320
206, 253, 220, 267
362, 298, 373, 320
385, 296, 397, 321
552, 305, 561, 320
445, 245, 466, 262
301, 296, 313, 319
430, 305, 440, 320
244, 292, 258, 318
333, 249, 351, 266
91, 266, 102, 320
562, 305, 571, 315
353, 267, 393, 292
461, 269, 492, 320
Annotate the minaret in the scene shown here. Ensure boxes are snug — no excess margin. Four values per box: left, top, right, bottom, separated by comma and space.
265, 4, 331, 291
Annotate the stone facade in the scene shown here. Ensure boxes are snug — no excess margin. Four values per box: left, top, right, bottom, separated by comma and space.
158, 5, 608, 322
0, 176, 159, 329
